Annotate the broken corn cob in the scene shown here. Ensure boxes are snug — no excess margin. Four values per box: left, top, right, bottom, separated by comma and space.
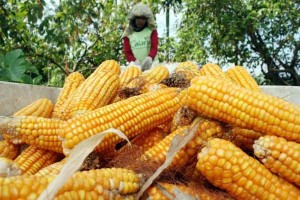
197, 138, 300, 199
61, 87, 187, 155
254, 135, 300, 187
187, 76, 300, 142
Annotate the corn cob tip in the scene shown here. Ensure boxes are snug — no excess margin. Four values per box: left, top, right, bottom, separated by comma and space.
0, 116, 20, 142
0, 157, 21, 177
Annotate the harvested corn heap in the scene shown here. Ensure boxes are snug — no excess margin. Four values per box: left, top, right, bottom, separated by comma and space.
1, 60, 300, 199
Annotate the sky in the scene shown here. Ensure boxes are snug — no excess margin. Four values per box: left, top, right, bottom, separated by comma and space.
155, 10, 182, 38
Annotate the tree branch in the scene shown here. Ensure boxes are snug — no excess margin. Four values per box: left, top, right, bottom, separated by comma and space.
290, 41, 300, 68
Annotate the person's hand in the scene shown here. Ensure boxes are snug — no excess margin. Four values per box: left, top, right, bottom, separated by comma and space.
128, 60, 140, 67
141, 56, 153, 71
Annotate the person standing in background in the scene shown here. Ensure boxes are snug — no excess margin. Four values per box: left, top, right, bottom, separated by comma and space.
122, 3, 159, 71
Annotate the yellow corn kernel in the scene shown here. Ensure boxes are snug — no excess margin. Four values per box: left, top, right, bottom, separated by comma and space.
254, 135, 300, 187
0, 140, 19, 160
57, 70, 120, 120
61, 87, 186, 155
174, 61, 200, 82
0, 116, 63, 153
13, 98, 53, 118
14, 146, 60, 175
224, 127, 263, 151
226, 66, 261, 92
170, 106, 198, 132
125, 65, 169, 88
187, 76, 300, 142
35, 159, 66, 176
197, 138, 300, 199
0, 168, 142, 199
120, 66, 142, 88
145, 182, 231, 200
140, 117, 224, 170
52, 72, 85, 119
94, 59, 121, 75
126, 127, 165, 152
114, 66, 169, 102
199, 63, 230, 80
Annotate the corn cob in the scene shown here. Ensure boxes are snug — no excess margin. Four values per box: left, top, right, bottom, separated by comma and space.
170, 106, 198, 132
174, 61, 200, 82
120, 66, 142, 88
140, 117, 224, 170
1, 98, 55, 160
138, 125, 187, 166
254, 135, 300, 187
12, 98, 53, 118
125, 65, 169, 89
140, 83, 168, 94
56, 70, 120, 120
145, 182, 232, 200
127, 127, 165, 152
35, 159, 66, 176
94, 59, 121, 75
51, 72, 85, 118
224, 66, 263, 150
115, 66, 169, 102
175, 61, 199, 72
13, 146, 60, 175
226, 66, 261, 91
0, 168, 143, 199
199, 63, 230, 80
0, 140, 19, 160
1, 116, 63, 153
197, 138, 300, 199
61, 88, 186, 155
225, 127, 263, 151
187, 76, 300, 142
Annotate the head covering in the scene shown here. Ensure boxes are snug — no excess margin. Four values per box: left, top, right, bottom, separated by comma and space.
122, 3, 156, 38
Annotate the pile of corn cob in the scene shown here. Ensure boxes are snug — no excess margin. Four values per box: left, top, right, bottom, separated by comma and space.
0, 59, 300, 199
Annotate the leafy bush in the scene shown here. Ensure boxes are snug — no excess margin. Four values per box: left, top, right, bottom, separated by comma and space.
0, 49, 43, 84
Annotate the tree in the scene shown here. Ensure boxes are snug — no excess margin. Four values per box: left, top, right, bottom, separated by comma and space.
176, 0, 300, 85
0, 0, 129, 87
